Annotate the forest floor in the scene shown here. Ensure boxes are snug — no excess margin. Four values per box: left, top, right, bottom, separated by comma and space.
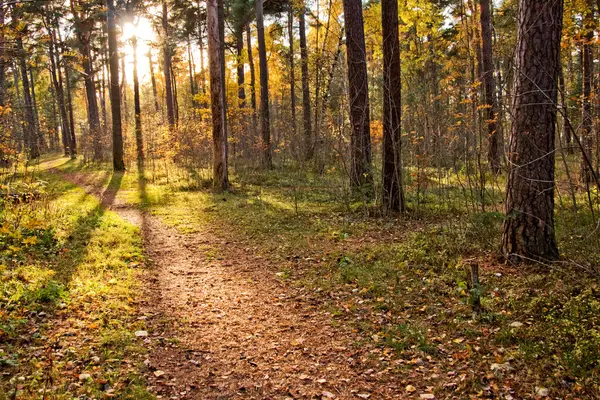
1, 155, 599, 399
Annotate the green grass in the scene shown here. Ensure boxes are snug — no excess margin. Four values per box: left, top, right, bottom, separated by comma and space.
0, 172, 151, 399
32, 155, 600, 398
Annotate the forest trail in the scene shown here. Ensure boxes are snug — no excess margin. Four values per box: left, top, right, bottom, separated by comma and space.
58, 171, 405, 400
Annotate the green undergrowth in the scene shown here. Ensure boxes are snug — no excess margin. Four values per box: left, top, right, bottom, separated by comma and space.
0, 171, 151, 399
42, 156, 600, 398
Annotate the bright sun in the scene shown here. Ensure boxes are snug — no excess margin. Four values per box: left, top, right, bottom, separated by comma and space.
121, 17, 156, 85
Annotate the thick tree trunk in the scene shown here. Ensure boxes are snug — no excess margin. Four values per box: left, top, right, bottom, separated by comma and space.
381, 0, 404, 212
288, 8, 297, 143
133, 35, 144, 167
256, 0, 272, 168
342, 0, 372, 192
502, 0, 563, 262
298, 6, 312, 160
148, 51, 160, 113
207, 0, 229, 190
480, 0, 501, 174
107, 0, 125, 171
163, 0, 176, 128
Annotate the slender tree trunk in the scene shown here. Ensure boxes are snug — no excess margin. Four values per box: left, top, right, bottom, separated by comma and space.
0, 1, 5, 108
187, 36, 197, 102
288, 8, 297, 144
172, 67, 179, 124
133, 35, 144, 167
343, 0, 372, 192
381, 0, 404, 212
299, 5, 312, 160
207, 0, 229, 190
71, 1, 101, 160
480, 0, 500, 174
64, 65, 77, 155
162, 0, 176, 128
47, 21, 72, 157
120, 54, 128, 124
558, 63, 572, 153
197, 3, 207, 96
107, 0, 125, 171
148, 50, 160, 113
29, 67, 45, 151
16, 35, 39, 159
502, 0, 563, 262
236, 28, 246, 107
256, 0, 272, 168
580, 2, 594, 183
246, 23, 257, 130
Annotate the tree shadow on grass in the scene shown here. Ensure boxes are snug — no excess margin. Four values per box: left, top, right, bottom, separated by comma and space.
54, 172, 124, 285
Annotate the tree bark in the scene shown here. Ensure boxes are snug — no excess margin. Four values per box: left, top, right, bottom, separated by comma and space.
133, 34, 144, 167
0, 1, 5, 108
47, 19, 72, 157
16, 34, 39, 159
480, 0, 501, 174
236, 28, 246, 107
343, 0, 372, 192
580, 1, 594, 183
71, 0, 101, 160
148, 50, 160, 113
163, 0, 176, 128
256, 0, 272, 168
246, 23, 257, 129
381, 0, 404, 212
107, 0, 125, 171
288, 7, 297, 143
502, 0, 563, 262
207, 0, 229, 191
298, 5, 312, 160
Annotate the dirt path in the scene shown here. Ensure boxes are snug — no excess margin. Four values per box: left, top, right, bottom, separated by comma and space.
59, 172, 407, 399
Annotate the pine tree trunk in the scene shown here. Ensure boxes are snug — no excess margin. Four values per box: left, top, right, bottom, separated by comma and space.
207, 0, 229, 190
16, 35, 39, 159
298, 5, 312, 160
288, 8, 297, 144
0, 1, 5, 108
71, 0, 101, 160
107, 0, 125, 171
246, 23, 257, 129
64, 66, 77, 156
256, 0, 272, 168
580, 2, 594, 183
133, 35, 144, 167
47, 20, 72, 157
381, 0, 404, 212
502, 0, 563, 262
163, 0, 176, 128
480, 0, 501, 174
343, 0, 372, 192
148, 51, 160, 113
236, 28, 246, 107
